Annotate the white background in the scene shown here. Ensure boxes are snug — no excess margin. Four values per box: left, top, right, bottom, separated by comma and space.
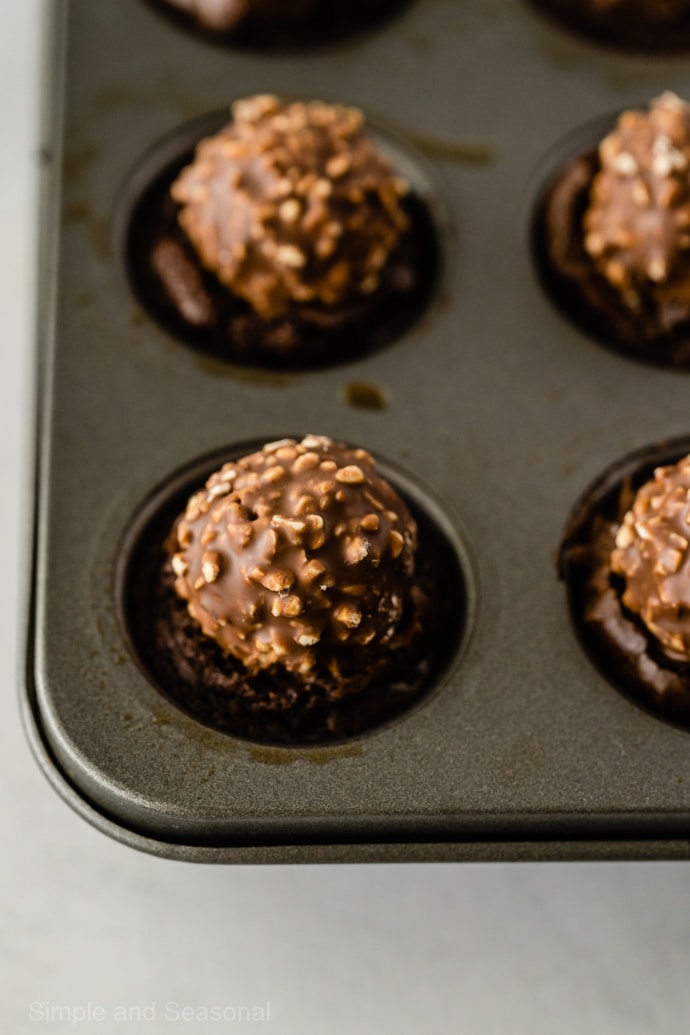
3, 3, 690, 1033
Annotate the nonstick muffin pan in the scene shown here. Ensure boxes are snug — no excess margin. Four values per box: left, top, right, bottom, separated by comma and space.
23, 0, 690, 861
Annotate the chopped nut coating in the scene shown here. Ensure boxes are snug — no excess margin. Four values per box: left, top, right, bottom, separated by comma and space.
170, 436, 417, 677
611, 452, 690, 659
171, 96, 410, 320
584, 93, 690, 322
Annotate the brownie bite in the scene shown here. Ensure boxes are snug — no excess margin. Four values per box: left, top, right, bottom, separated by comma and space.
535, 93, 690, 367
124, 437, 464, 744
559, 445, 690, 726
530, 0, 690, 52
128, 96, 438, 369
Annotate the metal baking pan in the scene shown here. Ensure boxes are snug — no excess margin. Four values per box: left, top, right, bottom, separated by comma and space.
23, 0, 690, 861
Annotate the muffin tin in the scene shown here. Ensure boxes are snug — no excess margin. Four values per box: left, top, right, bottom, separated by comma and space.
23, 0, 690, 861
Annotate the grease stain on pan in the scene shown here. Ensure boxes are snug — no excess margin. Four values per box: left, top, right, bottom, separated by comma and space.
90, 85, 201, 120
64, 143, 100, 179
344, 381, 387, 411
249, 743, 363, 766
191, 353, 297, 386
120, 706, 363, 764
405, 132, 495, 165
64, 201, 111, 261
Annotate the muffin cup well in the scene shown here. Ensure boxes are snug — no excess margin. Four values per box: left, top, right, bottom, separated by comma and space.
531, 117, 690, 370
117, 441, 471, 746
559, 437, 690, 729
121, 109, 443, 372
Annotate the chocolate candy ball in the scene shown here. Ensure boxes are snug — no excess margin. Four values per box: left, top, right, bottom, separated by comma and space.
583, 92, 690, 326
611, 453, 690, 659
170, 96, 410, 320
170, 436, 418, 679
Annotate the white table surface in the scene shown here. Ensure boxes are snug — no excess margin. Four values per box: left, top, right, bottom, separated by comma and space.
3, 3, 690, 1033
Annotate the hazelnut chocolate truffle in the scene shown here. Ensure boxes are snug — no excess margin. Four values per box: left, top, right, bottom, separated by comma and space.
535, 93, 690, 366
129, 94, 438, 369
583, 92, 690, 327
611, 455, 690, 661
170, 96, 410, 321
558, 444, 690, 726
169, 435, 417, 682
